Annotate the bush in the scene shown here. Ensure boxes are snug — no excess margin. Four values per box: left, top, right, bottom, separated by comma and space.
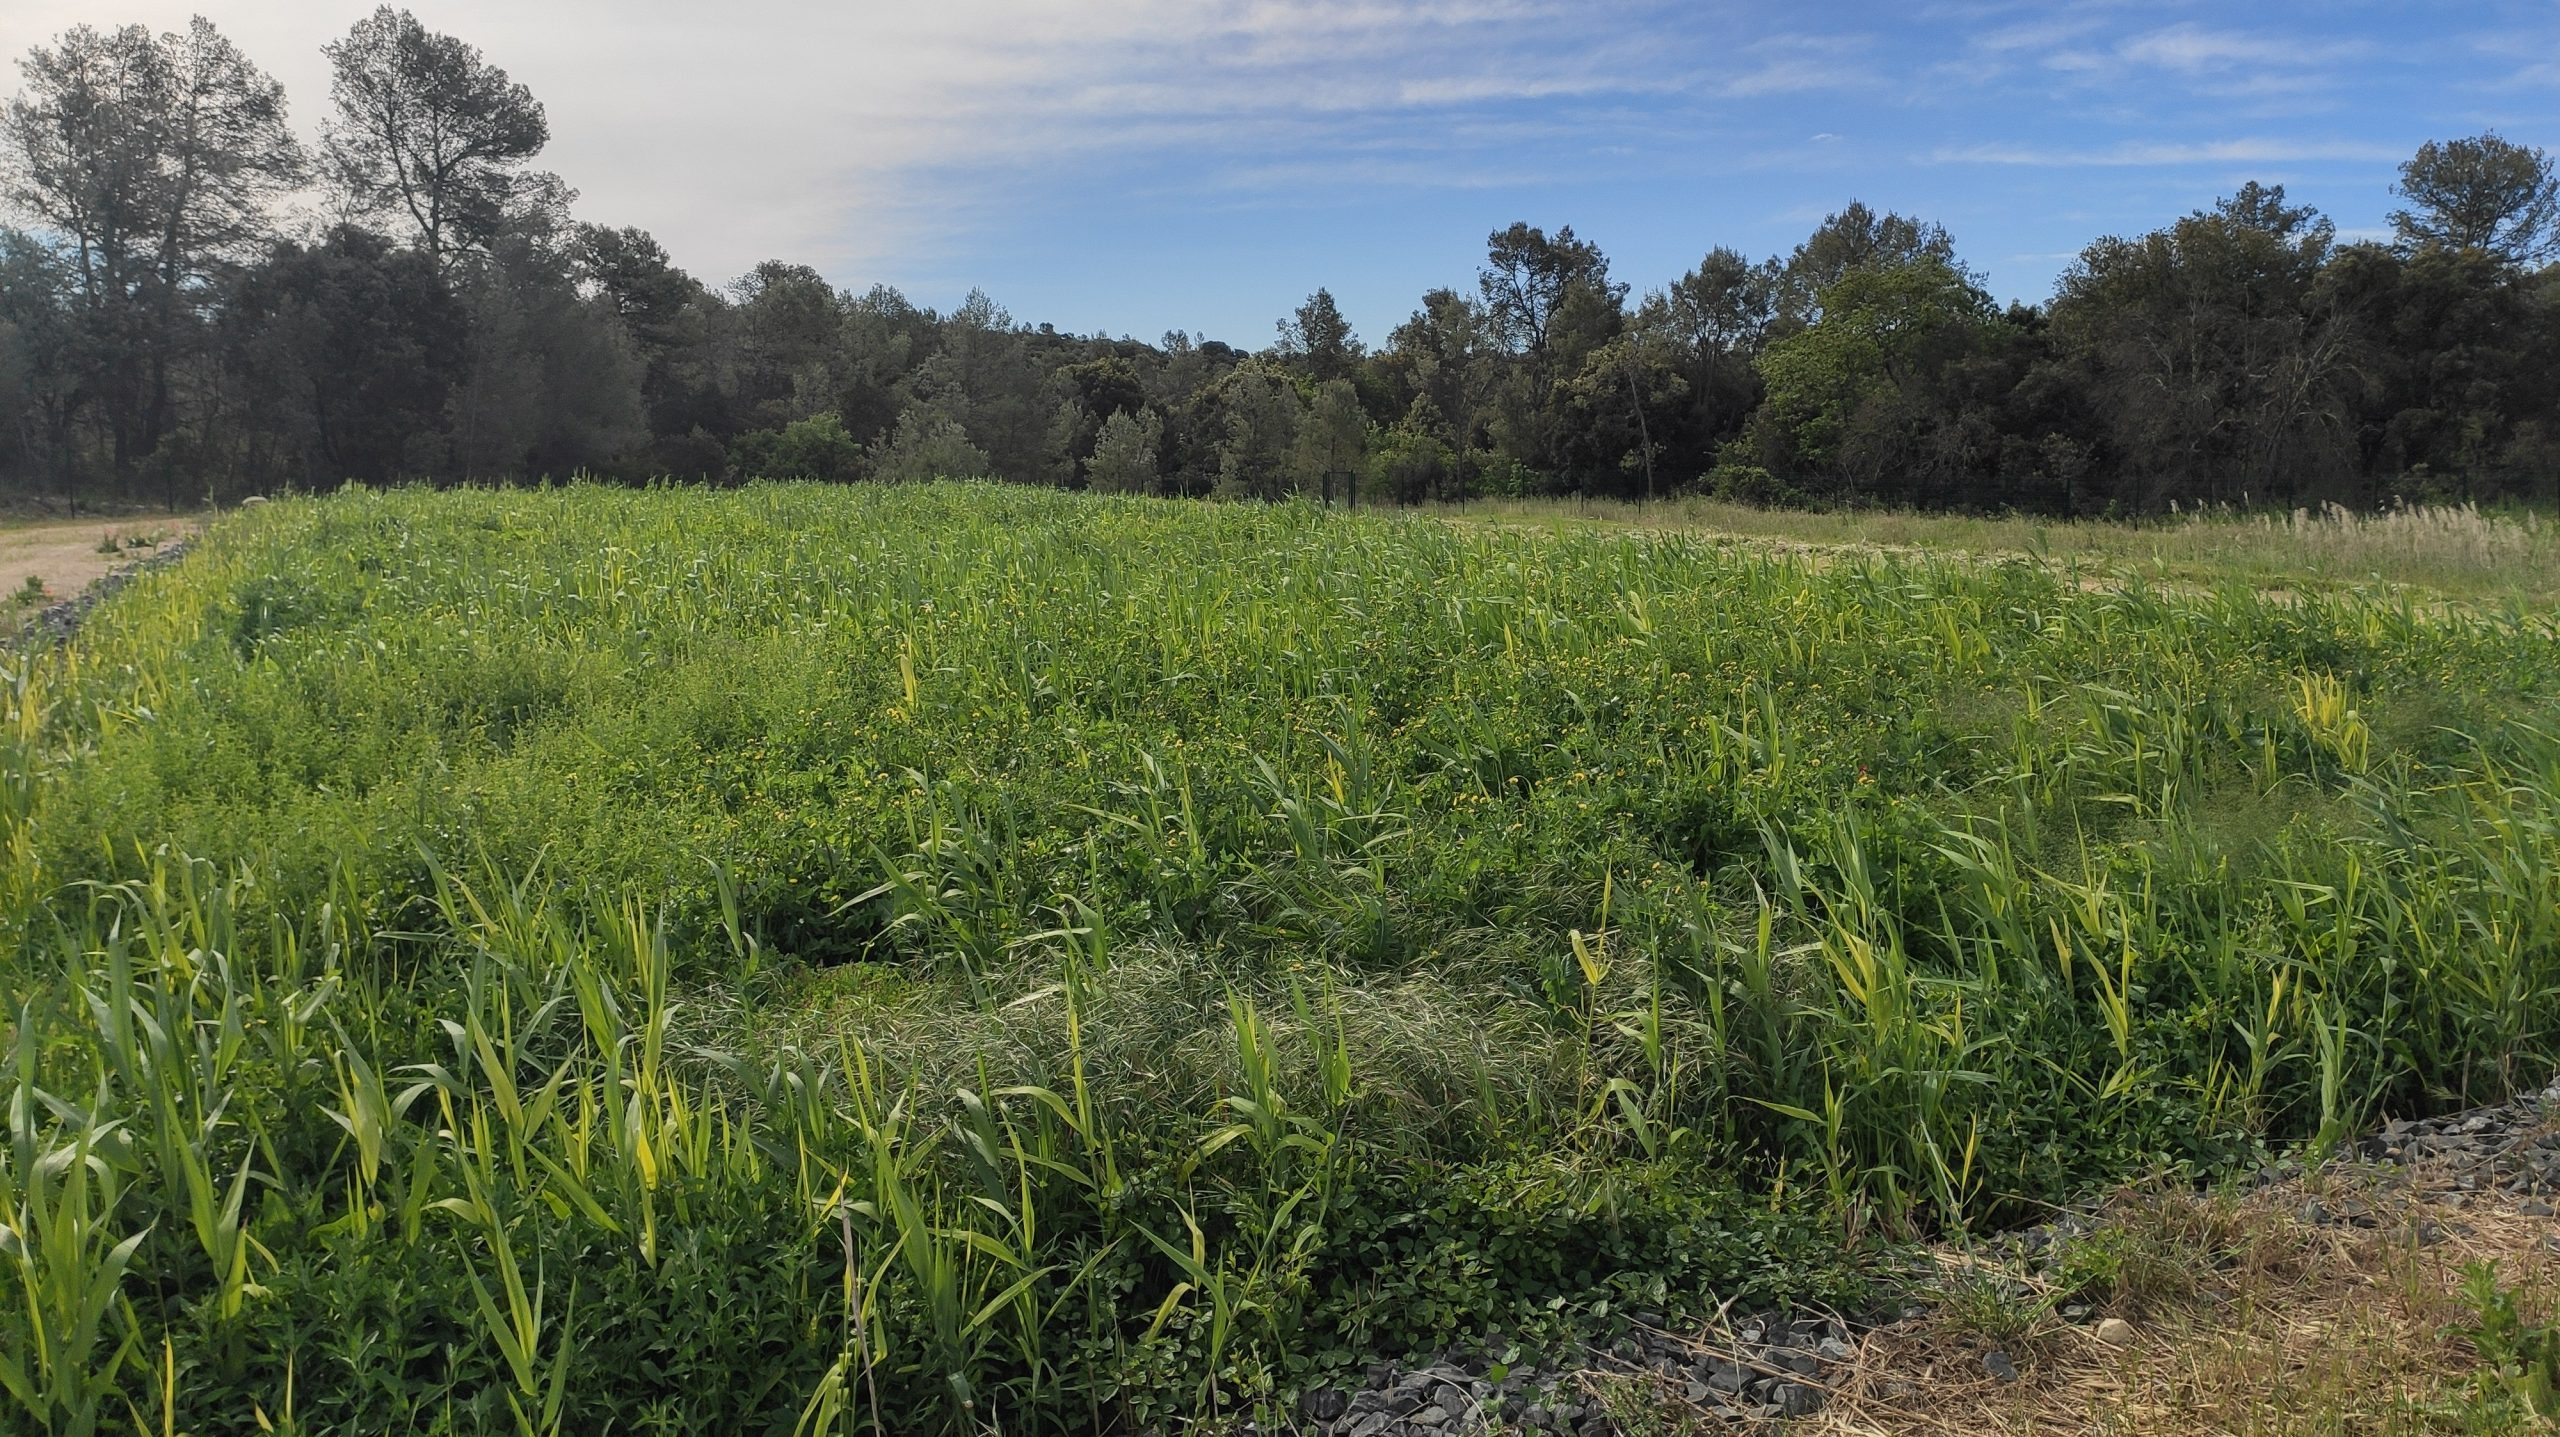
647, 424, 730, 482
1704, 462, 1802, 507
1371, 426, 1458, 505
728, 411, 864, 482
868, 408, 991, 483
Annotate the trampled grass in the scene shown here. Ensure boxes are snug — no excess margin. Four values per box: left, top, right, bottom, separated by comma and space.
4, 480, 2560, 1433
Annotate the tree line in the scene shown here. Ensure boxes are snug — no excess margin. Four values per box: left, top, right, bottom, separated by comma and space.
5, 11, 2559, 514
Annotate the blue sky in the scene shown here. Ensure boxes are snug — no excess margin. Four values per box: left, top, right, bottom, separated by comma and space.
7, 1, 2557, 347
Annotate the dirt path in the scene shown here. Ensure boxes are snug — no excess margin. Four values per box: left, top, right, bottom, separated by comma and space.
0, 516, 197, 624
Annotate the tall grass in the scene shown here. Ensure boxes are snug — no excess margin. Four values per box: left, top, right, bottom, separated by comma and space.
1445, 494, 2560, 604
0, 480, 2557, 1431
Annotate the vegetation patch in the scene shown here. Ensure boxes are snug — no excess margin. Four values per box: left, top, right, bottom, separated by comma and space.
4, 482, 2560, 1433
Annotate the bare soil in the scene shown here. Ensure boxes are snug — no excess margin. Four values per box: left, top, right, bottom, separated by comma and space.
0, 517, 197, 625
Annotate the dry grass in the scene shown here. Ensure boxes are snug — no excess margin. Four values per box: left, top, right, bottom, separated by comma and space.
1819, 1176, 2555, 1435
1576, 1149, 2560, 1437
1426, 497, 2559, 608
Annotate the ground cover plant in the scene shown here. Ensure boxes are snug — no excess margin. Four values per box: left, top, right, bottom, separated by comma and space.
4, 480, 2560, 1434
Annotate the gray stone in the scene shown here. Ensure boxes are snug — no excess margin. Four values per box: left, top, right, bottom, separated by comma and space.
1777, 1382, 1824, 1417
1818, 1336, 1855, 1361
1349, 1415, 1391, 1437
1412, 1405, 1450, 1428
1984, 1349, 2020, 1383
1698, 1359, 1748, 1394
1304, 1388, 1350, 1422
2094, 1317, 2137, 1349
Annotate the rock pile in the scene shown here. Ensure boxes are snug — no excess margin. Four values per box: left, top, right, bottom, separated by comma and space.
1299, 1311, 1850, 1435
2357, 1075, 2560, 1206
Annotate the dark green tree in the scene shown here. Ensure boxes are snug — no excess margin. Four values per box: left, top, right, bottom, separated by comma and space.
1085, 406, 1164, 494
1478, 223, 1625, 484
1276, 288, 1363, 384
2, 18, 303, 489
223, 225, 466, 485
322, 7, 559, 262
2391, 133, 2560, 267
730, 411, 862, 482
2052, 183, 2354, 505
869, 403, 991, 483
444, 235, 645, 478
1778, 202, 1958, 325
1743, 257, 1999, 501
1211, 363, 1301, 500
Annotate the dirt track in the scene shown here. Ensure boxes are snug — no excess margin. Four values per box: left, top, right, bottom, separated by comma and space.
0, 517, 196, 620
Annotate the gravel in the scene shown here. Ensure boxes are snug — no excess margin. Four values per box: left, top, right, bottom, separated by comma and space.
1283, 1309, 1864, 1435
2349, 1074, 2560, 1199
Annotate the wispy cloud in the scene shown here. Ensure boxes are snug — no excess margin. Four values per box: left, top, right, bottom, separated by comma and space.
692, 0, 1721, 268
1947, 15, 2369, 94
1973, 16, 2106, 54
1712, 35, 1877, 99
1932, 137, 2406, 166
2117, 23, 2365, 74
0, 0, 2528, 336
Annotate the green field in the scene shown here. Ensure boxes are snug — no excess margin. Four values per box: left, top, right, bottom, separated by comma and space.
6, 481, 2560, 1434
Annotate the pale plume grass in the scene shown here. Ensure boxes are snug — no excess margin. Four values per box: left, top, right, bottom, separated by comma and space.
1438, 495, 2559, 603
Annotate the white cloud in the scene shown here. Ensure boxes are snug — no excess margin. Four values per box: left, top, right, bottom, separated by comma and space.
0, 0, 2501, 333
2117, 22, 2364, 75
1972, 15, 2105, 56
1932, 137, 2406, 166
1710, 34, 1875, 99
0, 0, 1713, 288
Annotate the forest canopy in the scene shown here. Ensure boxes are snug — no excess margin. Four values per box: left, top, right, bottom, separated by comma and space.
5, 9, 2559, 514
